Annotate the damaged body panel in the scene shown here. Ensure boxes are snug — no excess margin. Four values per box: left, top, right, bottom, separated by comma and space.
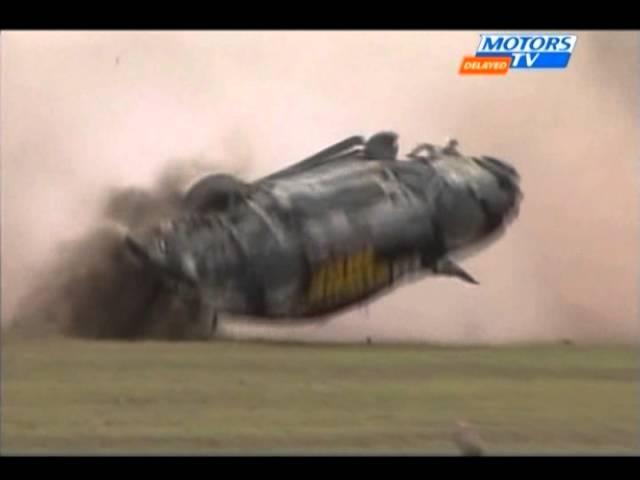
126, 132, 522, 336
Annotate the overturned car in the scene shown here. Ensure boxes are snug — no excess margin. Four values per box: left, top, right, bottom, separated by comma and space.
125, 132, 523, 339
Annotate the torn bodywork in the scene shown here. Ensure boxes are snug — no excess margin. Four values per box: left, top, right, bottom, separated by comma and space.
125, 132, 522, 338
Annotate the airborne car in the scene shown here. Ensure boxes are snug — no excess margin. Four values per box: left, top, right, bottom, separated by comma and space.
126, 132, 522, 338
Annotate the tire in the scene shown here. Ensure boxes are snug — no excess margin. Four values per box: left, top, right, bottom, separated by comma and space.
184, 174, 248, 213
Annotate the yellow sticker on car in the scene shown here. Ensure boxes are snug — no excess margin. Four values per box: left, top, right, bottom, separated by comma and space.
307, 247, 390, 307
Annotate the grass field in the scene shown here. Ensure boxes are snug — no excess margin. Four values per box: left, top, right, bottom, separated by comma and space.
1, 335, 638, 455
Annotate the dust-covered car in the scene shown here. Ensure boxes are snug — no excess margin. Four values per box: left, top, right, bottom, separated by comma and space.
125, 132, 523, 338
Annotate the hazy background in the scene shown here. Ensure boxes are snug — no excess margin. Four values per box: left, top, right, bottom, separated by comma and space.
1, 31, 638, 344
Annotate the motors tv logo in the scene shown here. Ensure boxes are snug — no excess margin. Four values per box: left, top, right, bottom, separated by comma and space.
460, 33, 578, 75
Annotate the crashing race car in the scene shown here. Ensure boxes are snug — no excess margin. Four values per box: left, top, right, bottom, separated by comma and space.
125, 132, 523, 339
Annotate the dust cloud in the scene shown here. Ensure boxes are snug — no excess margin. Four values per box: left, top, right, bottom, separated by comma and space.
1, 31, 638, 344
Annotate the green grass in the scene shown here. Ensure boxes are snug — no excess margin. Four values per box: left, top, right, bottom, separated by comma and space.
1, 335, 638, 454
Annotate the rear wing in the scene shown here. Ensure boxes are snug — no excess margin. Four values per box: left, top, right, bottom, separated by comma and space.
257, 136, 366, 184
